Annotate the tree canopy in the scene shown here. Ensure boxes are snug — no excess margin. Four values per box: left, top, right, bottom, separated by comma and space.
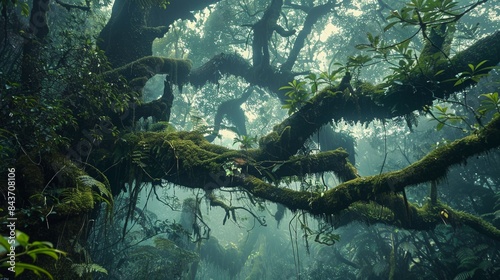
1, 0, 500, 279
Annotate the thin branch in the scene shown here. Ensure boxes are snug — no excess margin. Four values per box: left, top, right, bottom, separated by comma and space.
55, 0, 91, 11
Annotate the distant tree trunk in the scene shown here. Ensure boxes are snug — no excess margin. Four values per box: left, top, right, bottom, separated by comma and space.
21, 0, 51, 93
316, 126, 356, 165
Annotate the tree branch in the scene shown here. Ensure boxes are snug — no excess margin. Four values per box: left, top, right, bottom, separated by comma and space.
55, 0, 90, 11
257, 31, 500, 159
102, 56, 192, 90
281, 1, 336, 72
239, 114, 500, 216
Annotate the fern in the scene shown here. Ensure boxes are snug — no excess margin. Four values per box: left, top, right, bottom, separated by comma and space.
454, 244, 493, 280
372, 260, 387, 276
454, 270, 474, 280
473, 244, 489, 253
77, 175, 113, 208
131, 141, 150, 168
71, 263, 108, 277
456, 247, 474, 260
59, 187, 94, 213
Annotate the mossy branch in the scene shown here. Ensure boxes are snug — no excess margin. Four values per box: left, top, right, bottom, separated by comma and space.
102, 56, 192, 90
256, 32, 500, 160
232, 115, 500, 239
336, 196, 500, 241
109, 130, 359, 191
256, 149, 358, 182
189, 53, 253, 88
112, 114, 499, 207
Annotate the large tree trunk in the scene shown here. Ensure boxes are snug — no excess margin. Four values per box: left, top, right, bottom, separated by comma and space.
97, 0, 221, 67
97, 0, 158, 67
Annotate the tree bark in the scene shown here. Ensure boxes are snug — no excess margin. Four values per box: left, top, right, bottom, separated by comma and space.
281, 1, 336, 72
97, 0, 220, 67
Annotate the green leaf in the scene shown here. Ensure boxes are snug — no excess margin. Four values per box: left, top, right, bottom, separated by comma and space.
279, 85, 294, 91
367, 32, 374, 43
311, 83, 317, 93
15, 262, 54, 280
272, 163, 283, 173
0, 234, 11, 250
475, 60, 488, 70
434, 105, 447, 113
355, 44, 370, 50
27, 248, 64, 261
21, 3, 30, 17
478, 92, 500, 114
434, 69, 445, 76
384, 21, 398, 32
16, 231, 30, 247
454, 78, 465, 86
30, 241, 54, 248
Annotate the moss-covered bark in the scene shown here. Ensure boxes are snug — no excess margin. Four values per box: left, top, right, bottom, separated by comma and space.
250, 32, 500, 160
95, 111, 500, 239
3, 152, 108, 279
233, 116, 500, 240
236, 115, 500, 215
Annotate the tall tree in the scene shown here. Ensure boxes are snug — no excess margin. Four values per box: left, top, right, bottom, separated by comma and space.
1, 0, 499, 278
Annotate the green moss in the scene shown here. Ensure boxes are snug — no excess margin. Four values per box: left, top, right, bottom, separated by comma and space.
258, 131, 279, 148
358, 82, 381, 96
47, 153, 86, 187
149, 121, 175, 132
244, 176, 314, 211
55, 186, 95, 215
348, 201, 395, 221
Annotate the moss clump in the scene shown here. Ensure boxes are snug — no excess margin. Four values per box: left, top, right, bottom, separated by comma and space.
358, 82, 381, 97
258, 131, 279, 149
47, 153, 86, 187
348, 201, 395, 221
55, 186, 95, 215
149, 121, 175, 132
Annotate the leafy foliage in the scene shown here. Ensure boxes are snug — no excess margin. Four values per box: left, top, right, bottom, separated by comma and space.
280, 69, 348, 115
280, 79, 311, 115
72, 263, 108, 277
385, 0, 476, 31
446, 60, 498, 86
233, 135, 258, 149
77, 175, 114, 217
478, 92, 500, 118
431, 105, 466, 131
453, 244, 494, 280
0, 231, 66, 279
2, 0, 500, 279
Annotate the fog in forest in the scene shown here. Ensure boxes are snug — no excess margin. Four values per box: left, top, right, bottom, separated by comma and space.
1, 0, 500, 279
